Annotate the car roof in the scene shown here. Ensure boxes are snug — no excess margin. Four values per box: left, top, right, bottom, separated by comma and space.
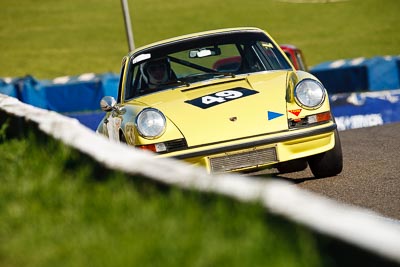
128, 27, 267, 56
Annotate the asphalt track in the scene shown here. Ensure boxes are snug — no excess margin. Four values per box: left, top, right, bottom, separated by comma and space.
251, 122, 400, 220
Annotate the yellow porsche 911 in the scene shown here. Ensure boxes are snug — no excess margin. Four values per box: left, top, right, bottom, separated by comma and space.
97, 27, 343, 177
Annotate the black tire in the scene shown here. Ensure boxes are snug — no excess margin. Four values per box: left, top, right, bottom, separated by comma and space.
308, 129, 343, 178
277, 159, 308, 174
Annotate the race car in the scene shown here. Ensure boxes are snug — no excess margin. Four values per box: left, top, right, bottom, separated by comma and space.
280, 44, 308, 71
97, 27, 343, 177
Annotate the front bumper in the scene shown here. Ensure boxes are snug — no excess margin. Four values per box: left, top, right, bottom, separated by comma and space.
159, 122, 337, 173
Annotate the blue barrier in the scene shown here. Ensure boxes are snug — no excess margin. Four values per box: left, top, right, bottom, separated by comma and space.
45, 80, 102, 112
311, 64, 368, 94
366, 56, 400, 91
0, 78, 18, 98
19, 76, 48, 109
311, 56, 400, 93
331, 89, 400, 131
0, 73, 120, 113
67, 111, 105, 131
101, 73, 119, 99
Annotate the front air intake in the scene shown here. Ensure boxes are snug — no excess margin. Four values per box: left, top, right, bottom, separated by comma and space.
209, 147, 277, 173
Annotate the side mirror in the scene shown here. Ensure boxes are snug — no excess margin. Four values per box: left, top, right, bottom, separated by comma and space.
100, 96, 116, 111
100, 96, 126, 115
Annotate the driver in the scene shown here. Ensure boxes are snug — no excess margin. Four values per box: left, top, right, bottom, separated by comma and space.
141, 58, 172, 89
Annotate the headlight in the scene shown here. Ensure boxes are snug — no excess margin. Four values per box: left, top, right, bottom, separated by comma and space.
294, 79, 326, 108
136, 108, 166, 139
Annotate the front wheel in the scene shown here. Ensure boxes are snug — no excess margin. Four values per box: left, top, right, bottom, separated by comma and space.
308, 129, 343, 178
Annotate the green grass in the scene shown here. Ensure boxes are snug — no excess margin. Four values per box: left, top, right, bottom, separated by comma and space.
0, 133, 322, 267
0, 0, 399, 79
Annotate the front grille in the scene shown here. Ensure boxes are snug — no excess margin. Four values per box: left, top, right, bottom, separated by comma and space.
209, 147, 277, 173
165, 139, 188, 152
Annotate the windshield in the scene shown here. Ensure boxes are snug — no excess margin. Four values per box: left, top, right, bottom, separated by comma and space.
124, 31, 291, 100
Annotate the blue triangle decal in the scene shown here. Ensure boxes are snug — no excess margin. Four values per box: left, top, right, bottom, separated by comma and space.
267, 111, 283, 120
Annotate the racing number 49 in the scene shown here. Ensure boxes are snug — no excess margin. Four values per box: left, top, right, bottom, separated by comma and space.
185, 87, 258, 109
201, 90, 243, 105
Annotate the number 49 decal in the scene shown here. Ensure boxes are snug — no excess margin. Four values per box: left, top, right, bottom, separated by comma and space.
185, 87, 259, 109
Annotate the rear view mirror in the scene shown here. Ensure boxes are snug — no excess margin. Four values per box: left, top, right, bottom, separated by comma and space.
189, 47, 221, 58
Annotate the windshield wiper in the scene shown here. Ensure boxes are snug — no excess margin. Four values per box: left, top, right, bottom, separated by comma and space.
185, 72, 235, 81
164, 79, 190, 87
212, 71, 236, 78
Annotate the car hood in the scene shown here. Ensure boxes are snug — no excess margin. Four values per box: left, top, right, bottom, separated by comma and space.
132, 71, 289, 147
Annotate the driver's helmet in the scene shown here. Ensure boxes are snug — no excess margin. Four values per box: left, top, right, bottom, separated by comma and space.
141, 58, 171, 88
